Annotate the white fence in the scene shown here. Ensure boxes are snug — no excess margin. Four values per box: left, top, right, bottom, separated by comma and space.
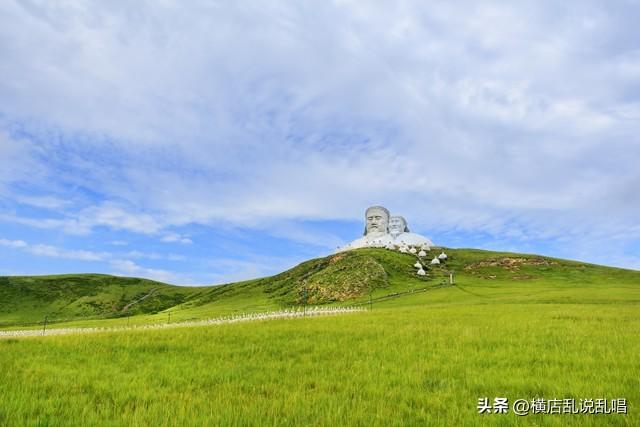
0, 306, 365, 339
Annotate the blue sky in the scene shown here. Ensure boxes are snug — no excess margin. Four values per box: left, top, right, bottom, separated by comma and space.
1, 1, 639, 284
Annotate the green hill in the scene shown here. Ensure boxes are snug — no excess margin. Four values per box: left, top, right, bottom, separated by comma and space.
0, 249, 438, 328
2, 247, 637, 329
186, 248, 435, 308
173, 247, 640, 317
0, 274, 204, 327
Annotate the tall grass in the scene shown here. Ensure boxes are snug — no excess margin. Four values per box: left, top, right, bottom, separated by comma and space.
1, 294, 638, 426
1, 248, 638, 425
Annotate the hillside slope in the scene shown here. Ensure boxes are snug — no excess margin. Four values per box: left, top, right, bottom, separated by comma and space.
2, 247, 638, 328
0, 274, 204, 326
193, 249, 435, 304
172, 247, 640, 319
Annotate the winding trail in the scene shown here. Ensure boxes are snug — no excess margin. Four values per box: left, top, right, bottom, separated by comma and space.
0, 307, 364, 339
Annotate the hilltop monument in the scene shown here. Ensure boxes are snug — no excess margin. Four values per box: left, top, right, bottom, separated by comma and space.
388, 215, 434, 247
338, 206, 434, 252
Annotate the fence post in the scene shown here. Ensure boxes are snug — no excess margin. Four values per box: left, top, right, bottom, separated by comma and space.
303, 283, 307, 316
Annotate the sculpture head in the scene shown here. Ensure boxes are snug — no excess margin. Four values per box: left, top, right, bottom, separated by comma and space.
363, 205, 390, 236
389, 215, 409, 235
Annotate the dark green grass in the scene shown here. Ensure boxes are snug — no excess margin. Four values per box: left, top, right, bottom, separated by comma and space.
0, 274, 204, 327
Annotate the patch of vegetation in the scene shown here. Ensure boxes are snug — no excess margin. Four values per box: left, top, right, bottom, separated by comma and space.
190, 249, 436, 309
260, 250, 402, 304
303, 253, 388, 303
0, 274, 203, 326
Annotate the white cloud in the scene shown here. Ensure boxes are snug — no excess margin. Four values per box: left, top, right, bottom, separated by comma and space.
0, 203, 179, 240
109, 259, 180, 283
0, 1, 638, 269
0, 214, 91, 235
0, 238, 28, 248
0, 237, 106, 261
0, 236, 193, 282
203, 254, 308, 285
29, 244, 105, 261
0, 131, 40, 193
161, 233, 193, 244
0, 237, 187, 265
14, 195, 70, 209
78, 202, 162, 234
124, 250, 185, 261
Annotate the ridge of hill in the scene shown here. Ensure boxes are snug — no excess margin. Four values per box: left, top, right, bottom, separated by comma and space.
163, 247, 640, 321
0, 274, 204, 327
1, 247, 639, 329
190, 248, 435, 307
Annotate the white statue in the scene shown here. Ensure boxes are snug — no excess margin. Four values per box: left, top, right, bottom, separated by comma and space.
337, 206, 434, 252
338, 206, 393, 251
388, 215, 434, 248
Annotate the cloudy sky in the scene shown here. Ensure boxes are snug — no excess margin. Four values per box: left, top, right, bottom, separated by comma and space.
1, 1, 639, 284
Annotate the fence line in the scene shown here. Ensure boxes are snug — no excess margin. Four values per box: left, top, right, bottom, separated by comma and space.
1, 282, 454, 337
347, 283, 453, 306
0, 307, 365, 339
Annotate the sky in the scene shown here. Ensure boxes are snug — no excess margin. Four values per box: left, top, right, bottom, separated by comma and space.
1, 1, 639, 285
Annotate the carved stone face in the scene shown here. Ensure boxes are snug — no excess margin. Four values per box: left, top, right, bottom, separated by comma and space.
365, 207, 389, 235
389, 216, 407, 235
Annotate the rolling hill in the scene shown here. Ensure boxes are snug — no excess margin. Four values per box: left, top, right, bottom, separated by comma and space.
0, 274, 204, 327
1, 247, 638, 329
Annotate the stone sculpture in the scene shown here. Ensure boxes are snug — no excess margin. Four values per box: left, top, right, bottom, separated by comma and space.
338, 206, 393, 251
338, 205, 434, 252
388, 215, 434, 247
389, 215, 409, 237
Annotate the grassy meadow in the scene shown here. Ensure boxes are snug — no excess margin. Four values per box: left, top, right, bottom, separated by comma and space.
0, 248, 639, 426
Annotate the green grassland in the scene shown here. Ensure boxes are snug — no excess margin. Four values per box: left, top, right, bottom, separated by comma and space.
1, 248, 639, 426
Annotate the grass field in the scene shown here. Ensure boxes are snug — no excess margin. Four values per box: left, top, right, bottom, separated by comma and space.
1, 248, 638, 426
